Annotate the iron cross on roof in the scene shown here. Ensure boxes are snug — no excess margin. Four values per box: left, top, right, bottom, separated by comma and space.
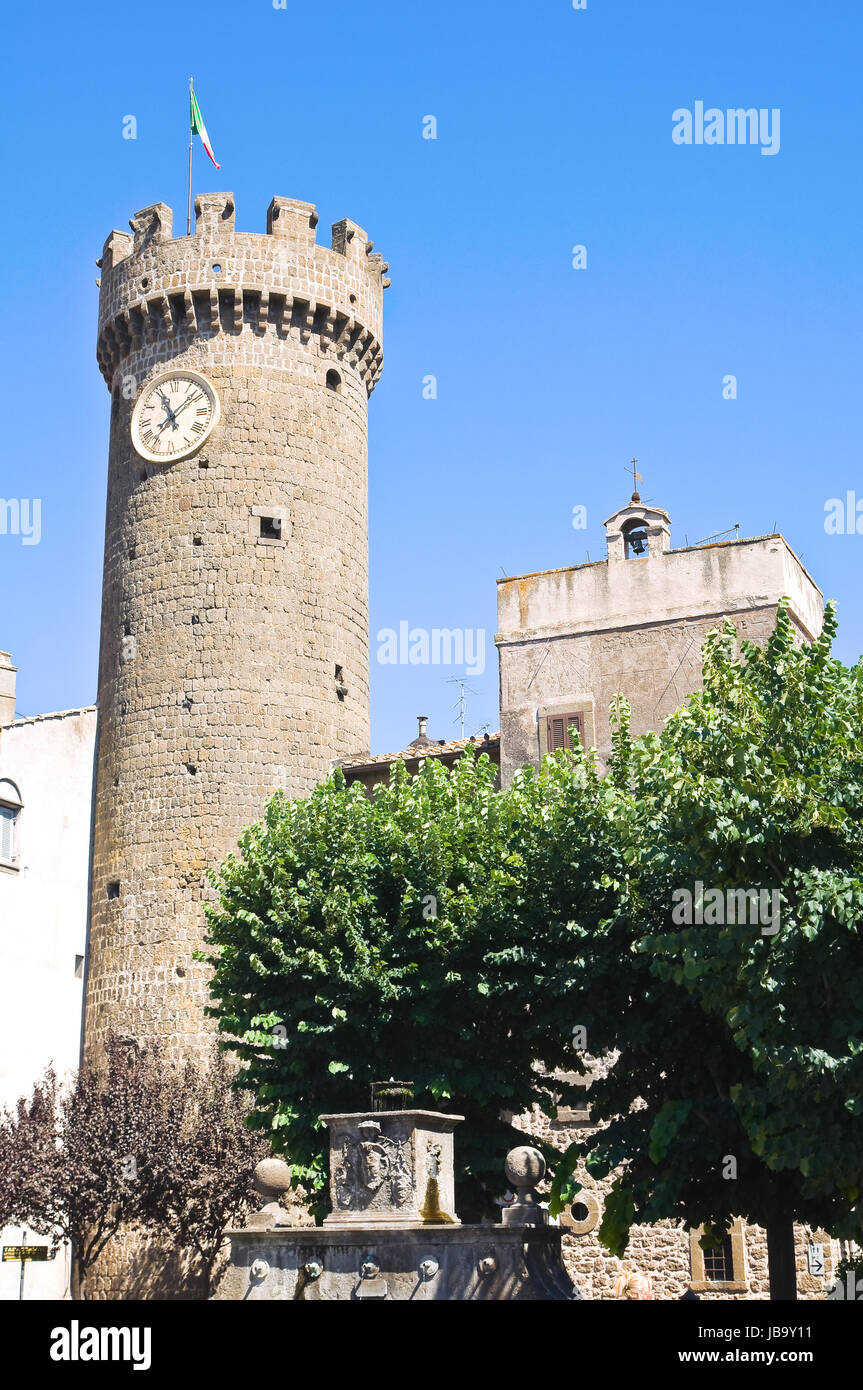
625, 457, 642, 502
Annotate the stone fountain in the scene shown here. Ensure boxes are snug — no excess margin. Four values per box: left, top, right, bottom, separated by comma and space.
215, 1103, 580, 1301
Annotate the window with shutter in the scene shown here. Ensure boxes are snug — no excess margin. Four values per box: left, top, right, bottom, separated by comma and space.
0, 805, 15, 863
546, 713, 584, 752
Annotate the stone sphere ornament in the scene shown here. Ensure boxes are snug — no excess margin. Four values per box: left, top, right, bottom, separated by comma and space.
253, 1157, 294, 1200
246, 1157, 296, 1230
501, 1146, 548, 1227
504, 1146, 546, 1195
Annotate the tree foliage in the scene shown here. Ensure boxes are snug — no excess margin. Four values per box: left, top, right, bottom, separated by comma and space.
200, 751, 590, 1218
0, 1038, 176, 1295
201, 600, 862, 1298
0, 1037, 268, 1297
164, 1047, 270, 1293
546, 600, 863, 1296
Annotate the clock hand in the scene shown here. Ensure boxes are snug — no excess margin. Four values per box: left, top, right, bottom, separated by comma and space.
168, 392, 203, 424
157, 390, 178, 426
154, 410, 179, 435
152, 390, 204, 438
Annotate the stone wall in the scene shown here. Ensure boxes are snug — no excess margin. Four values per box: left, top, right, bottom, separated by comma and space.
517, 1104, 842, 1301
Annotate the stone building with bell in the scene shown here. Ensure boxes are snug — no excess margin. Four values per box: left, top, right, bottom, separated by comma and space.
495, 492, 823, 782
0, 186, 850, 1299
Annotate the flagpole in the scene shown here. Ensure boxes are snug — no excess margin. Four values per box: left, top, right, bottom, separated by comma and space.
186, 76, 194, 236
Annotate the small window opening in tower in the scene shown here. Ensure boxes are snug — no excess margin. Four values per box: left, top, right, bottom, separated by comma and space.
212, 263, 222, 275
623, 520, 649, 558
326, 369, 342, 393
198, 459, 209, 469
107, 881, 120, 901
259, 515, 282, 541
74, 954, 84, 979
193, 534, 203, 547
335, 665, 348, 701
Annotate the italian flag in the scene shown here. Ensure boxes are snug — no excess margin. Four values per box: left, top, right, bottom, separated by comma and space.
190, 87, 220, 169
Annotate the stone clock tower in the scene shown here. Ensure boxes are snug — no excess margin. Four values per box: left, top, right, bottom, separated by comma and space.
85, 192, 387, 1066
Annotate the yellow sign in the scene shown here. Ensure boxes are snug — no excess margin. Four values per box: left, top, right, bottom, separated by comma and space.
2, 1245, 53, 1262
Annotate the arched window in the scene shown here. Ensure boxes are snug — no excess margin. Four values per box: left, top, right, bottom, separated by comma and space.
622, 518, 649, 558
0, 778, 22, 867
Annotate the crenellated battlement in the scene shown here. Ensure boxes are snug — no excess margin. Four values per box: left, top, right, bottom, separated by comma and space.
96, 193, 388, 392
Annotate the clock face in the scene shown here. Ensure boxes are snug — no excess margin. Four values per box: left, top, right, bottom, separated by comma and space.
131, 370, 220, 463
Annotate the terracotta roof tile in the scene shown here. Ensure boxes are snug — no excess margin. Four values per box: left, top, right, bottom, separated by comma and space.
335, 732, 500, 773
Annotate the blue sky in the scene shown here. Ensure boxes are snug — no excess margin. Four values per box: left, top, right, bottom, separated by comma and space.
2, 0, 862, 750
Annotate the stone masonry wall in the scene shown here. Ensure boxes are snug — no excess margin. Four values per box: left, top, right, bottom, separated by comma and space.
499, 606, 789, 781
517, 1104, 841, 1300
85, 193, 386, 1069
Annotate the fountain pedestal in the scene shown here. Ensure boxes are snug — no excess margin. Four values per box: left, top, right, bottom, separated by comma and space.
215, 1109, 581, 1301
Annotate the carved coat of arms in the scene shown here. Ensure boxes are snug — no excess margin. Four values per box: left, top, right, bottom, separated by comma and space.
334, 1120, 414, 1210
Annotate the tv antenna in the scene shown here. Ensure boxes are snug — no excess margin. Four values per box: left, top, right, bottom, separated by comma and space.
694, 523, 740, 547
446, 677, 479, 738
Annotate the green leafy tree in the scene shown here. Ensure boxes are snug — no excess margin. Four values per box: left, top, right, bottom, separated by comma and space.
547, 601, 863, 1300
200, 750, 588, 1219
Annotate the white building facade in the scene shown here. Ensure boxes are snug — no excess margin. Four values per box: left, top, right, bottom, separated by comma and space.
0, 651, 96, 1299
